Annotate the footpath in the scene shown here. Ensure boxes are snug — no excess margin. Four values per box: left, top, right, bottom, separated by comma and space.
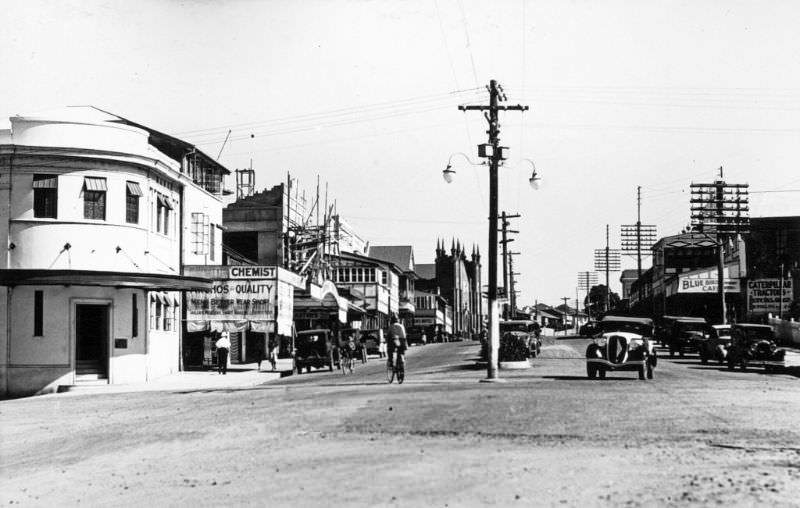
52, 363, 284, 397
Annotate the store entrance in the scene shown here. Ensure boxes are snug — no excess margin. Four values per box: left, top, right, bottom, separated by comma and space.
76, 304, 109, 379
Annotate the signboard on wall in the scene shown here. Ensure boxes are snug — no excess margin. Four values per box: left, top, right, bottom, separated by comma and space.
747, 279, 793, 313
187, 267, 278, 321
678, 277, 741, 294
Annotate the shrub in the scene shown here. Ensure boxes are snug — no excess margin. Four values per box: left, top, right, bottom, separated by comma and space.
499, 333, 529, 362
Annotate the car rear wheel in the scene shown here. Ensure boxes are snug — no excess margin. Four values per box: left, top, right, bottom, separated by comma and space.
598, 368, 606, 379
699, 351, 708, 364
587, 364, 597, 379
740, 359, 748, 371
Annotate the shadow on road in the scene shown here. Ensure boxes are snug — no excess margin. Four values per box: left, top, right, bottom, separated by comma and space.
541, 375, 639, 382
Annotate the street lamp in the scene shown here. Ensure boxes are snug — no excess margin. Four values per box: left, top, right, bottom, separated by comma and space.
442, 152, 482, 183
522, 159, 541, 190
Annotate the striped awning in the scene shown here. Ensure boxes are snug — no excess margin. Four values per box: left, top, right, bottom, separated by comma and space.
83, 177, 108, 192
126, 181, 143, 196
32, 175, 58, 189
157, 195, 173, 210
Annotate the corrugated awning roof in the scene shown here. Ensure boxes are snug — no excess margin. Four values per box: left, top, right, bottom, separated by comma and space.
83, 177, 107, 192
32, 175, 58, 189
126, 181, 143, 196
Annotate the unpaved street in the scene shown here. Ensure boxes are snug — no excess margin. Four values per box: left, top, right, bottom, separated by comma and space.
2, 338, 799, 507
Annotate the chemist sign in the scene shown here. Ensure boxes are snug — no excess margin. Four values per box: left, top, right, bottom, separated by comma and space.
186, 269, 277, 321
747, 279, 793, 313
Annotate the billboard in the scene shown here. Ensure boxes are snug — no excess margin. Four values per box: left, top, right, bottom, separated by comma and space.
747, 279, 793, 313
186, 267, 278, 321
678, 276, 740, 294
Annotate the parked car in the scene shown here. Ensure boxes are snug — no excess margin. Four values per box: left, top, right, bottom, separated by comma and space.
726, 324, 786, 371
661, 316, 713, 357
294, 329, 336, 373
338, 329, 368, 364
359, 329, 383, 357
698, 324, 732, 364
586, 315, 656, 380
579, 320, 601, 337
499, 320, 541, 358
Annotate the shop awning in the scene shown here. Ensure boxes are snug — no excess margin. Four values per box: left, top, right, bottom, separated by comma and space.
83, 177, 108, 192
32, 175, 58, 188
158, 195, 174, 210
0, 269, 213, 291
126, 181, 143, 196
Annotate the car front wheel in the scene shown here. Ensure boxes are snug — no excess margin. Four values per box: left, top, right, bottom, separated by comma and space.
587, 364, 597, 379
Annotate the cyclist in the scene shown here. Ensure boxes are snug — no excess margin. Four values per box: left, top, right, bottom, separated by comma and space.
387, 314, 407, 372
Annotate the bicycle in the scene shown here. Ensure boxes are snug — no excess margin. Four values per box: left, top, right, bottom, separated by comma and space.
386, 350, 405, 384
340, 344, 355, 375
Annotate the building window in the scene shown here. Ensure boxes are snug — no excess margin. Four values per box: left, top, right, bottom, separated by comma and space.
191, 213, 210, 255
156, 195, 173, 235
210, 224, 216, 261
126, 182, 142, 224
132, 294, 138, 337
34, 290, 43, 336
33, 175, 58, 218
381, 271, 387, 285
83, 177, 107, 220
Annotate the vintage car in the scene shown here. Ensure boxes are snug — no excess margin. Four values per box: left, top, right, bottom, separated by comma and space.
726, 324, 786, 371
586, 315, 656, 380
294, 329, 336, 373
579, 320, 601, 337
660, 316, 713, 357
359, 329, 384, 357
499, 320, 541, 358
338, 329, 368, 364
698, 324, 732, 364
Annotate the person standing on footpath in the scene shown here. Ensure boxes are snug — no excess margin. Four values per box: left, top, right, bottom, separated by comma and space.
215, 334, 231, 375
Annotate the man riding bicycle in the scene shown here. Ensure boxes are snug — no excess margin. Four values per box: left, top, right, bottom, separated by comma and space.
387, 314, 407, 371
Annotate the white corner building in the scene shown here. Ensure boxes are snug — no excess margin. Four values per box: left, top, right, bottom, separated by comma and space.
0, 106, 228, 396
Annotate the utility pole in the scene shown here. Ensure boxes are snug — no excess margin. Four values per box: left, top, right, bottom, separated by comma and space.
508, 251, 520, 319
605, 225, 610, 311
459, 80, 528, 382
594, 226, 620, 314
561, 296, 570, 335
621, 187, 657, 281
690, 167, 749, 324
577, 271, 598, 319
499, 211, 520, 319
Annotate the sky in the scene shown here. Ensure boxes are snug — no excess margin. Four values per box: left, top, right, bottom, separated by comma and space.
2, 0, 799, 306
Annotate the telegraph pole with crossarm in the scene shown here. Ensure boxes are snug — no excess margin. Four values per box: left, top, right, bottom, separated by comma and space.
459, 80, 528, 382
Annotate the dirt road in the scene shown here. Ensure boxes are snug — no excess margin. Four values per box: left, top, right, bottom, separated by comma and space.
2, 339, 799, 507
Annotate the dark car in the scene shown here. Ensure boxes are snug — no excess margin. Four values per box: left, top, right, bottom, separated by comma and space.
698, 324, 732, 364
661, 317, 713, 357
586, 315, 657, 380
726, 324, 786, 371
338, 329, 368, 364
499, 320, 541, 358
294, 329, 336, 374
579, 321, 601, 337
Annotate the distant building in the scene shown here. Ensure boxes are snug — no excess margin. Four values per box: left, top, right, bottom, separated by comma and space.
417, 239, 483, 338
0, 107, 228, 396
366, 245, 416, 328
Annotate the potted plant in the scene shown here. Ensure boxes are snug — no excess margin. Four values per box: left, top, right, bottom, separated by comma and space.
499, 332, 531, 369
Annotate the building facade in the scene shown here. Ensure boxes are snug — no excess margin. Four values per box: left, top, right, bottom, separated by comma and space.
0, 107, 227, 396
417, 239, 483, 338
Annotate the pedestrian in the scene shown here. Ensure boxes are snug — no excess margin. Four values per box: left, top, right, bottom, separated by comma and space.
255, 339, 265, 371
269, 336, 279, 371
215, 333, 231, 375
